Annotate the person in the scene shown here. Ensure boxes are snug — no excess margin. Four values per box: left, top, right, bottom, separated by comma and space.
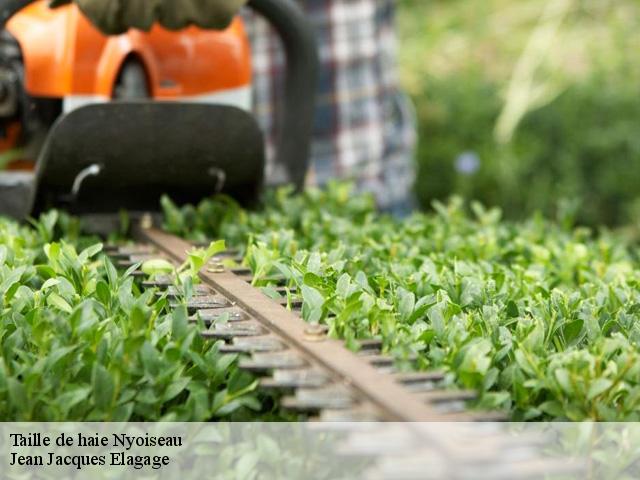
51, 0, 416, 213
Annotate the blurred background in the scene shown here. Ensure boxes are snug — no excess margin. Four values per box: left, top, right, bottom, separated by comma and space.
398, 0, 640, 227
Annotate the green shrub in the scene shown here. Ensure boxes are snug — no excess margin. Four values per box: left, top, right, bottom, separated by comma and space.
163, 184, 640, 420
412, 72, 640, 227
0, 212, 263, 421
399, 0, 640, 227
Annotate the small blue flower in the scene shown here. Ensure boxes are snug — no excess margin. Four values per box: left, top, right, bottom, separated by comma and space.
455, 151, 481, 175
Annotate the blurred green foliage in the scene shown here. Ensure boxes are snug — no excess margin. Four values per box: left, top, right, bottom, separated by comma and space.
398, 0, 640, 227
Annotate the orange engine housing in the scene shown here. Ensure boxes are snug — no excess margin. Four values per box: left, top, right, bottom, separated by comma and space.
1, 0, 252, 166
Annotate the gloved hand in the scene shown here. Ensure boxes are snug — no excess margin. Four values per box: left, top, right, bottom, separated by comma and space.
49, 0, 247, 35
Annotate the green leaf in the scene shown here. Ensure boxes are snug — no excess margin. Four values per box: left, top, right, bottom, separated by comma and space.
336, 273, 351, 298
307, 252, 322, 275
7, 378, 27, 408
95, 280, 110, 305
205, 239, 226, 259
514, 349, 537, 377
539, 401, 565, 418
398, 288, 416, 320
130, 304, 148, 331
124, 262, 142, 278
91, 363, 114, 410
562, 319, 584, 345
79, 243, 103, 263
172, 306, 189, 340
554, 368, 573, 395
103, 256, 118, 286
57, 387, 92, 412
301, 285, 324, 311
41, 278, 60, 291
163, 377, 191, 402
459, 340, 492, 376
142, 259, 174, 277
140, 341, 160, 375
47, 292, 73, 313
43, 242, 60, 261
235, 451, 260, 480
303, 272, 323, 290
506, 300, 519, 318
587, 378, 613, 400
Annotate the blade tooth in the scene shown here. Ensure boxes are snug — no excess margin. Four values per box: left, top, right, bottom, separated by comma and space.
417, 390, 477, 404
277, 298, 303, 309
319, 405, 385, 422
362, 353, 418, 369
437, 410, 510, 422
116, 254, 156, 268
259, 368, 330, 389
106, 245, 154, 257
201, 321, 266, 340
190, 307, 250, 325
110, 252, 148, 260
403, 381, 440, 394
394, 371, 446, 383
171, 295, 231, 312
157, 284, 211, 299
356, 339, 383, 352
415, 390, 478, 414
218, 255, 244, 264
230, 267, 252, 276
467, 411, 509, 422
219, 335, 285, 354
187, 295, 231, 309
253, 276, 287, 286
142, 275, 174, 289
274, 286, 297, 295
393, 372, 446, 393
281, 385, 355, 411
239, 352, 308, 371
339, 429, 421, 457
368, 454, 448, 480
363, 354, 395, 367
192, 242, 243, 262
191, 244, 241, 258
127, 253, 157, 262
117, 260, 138, 268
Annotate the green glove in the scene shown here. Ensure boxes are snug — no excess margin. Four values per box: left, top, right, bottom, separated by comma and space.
50, 0, 247, 35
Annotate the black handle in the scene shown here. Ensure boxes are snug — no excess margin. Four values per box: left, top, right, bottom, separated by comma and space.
247, 0, 318, 190
0, 0, 319, 190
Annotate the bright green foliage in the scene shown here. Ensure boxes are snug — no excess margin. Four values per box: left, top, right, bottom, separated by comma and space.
0, 213, 261, 420
163, 183, 640, 421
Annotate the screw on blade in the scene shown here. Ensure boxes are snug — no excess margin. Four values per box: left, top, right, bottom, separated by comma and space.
260, 368, 330, 389
207, 261, 226, 274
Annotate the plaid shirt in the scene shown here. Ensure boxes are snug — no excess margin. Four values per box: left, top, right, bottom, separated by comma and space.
242, 0, 416, 211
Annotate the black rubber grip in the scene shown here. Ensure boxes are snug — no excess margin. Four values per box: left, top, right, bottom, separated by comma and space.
247, 0, 319, 190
